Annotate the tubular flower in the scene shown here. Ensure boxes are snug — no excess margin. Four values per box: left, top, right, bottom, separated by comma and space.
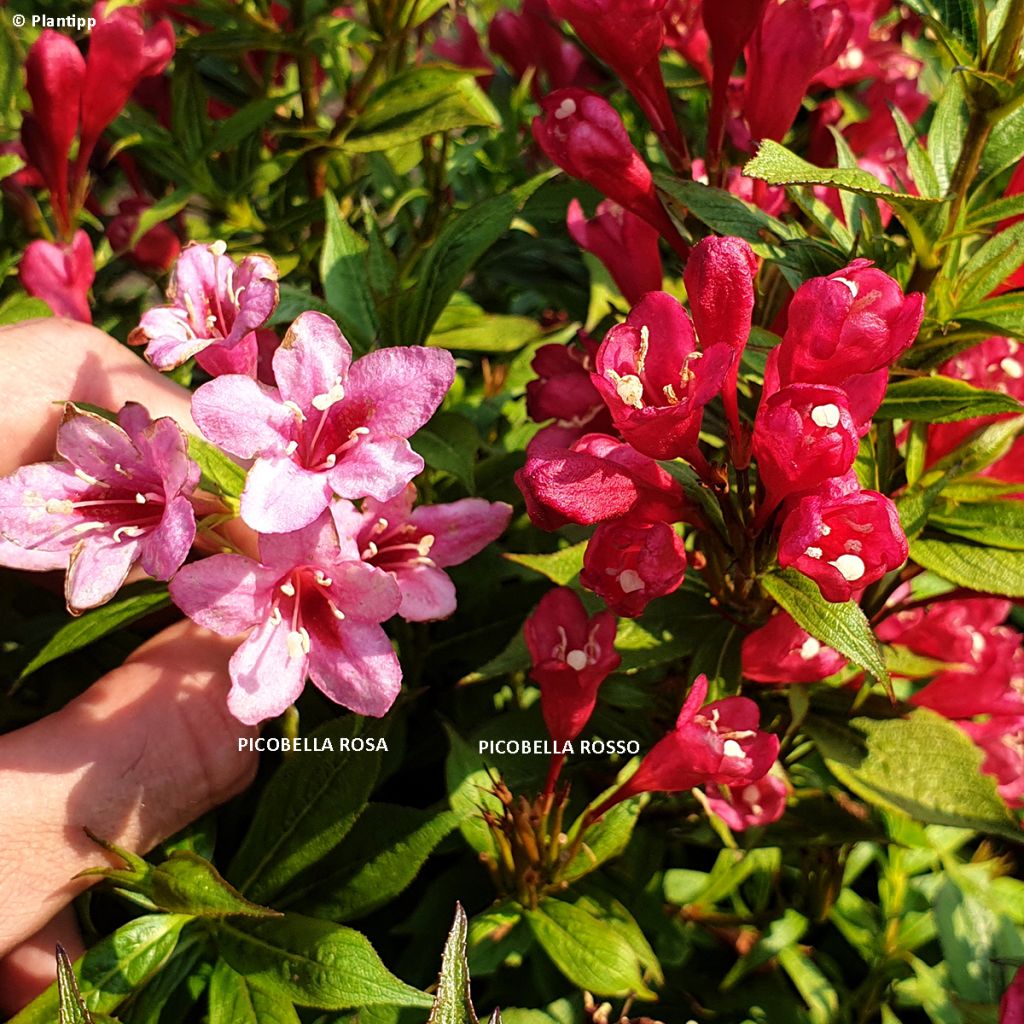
345, 485, 512, 622
778, 489, 908, 602
516, 432, 690, 530
598, 674, 779, 811
170, 512, 403, 725
567, 199, 664, 305
129, 241, 280, 376
191, 312, 455, 534
532, 89, 689, 256
0, 403, 198, 613
580, 519, 687, 617
742, 610, 848, 683
524, 586, 620, 745
592, 291, 733, 464
704, 772, 788, 831
19, 231, 95, 323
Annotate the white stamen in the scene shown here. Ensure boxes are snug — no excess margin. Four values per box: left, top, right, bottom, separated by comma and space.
1000, 357, 1023, 379
323, 453, 337, 468
618, 569, 645, 593
554, 97, 576, 119
637, 325, 650, 374
283, 400, 306, 421
799, 636, 822, 660
270, 607, 283, 625
74, 468, 103, 486
610, 371, 644, 409
135, 492, 148, 504
663, 383, 679, 405
742, 784, 761, 803
286, 628, 310, 660
722, 739, 745, 759
821, 525, 832, 536
112, 525, 145, 542
811, 404, 841, 429
829, 553, 865, 581
970, 629, 986, 657
311, 377, 346, 411
210, 239, 227, 256
805, 546, 823, 559
361, 541, 379, 560
113, 463, 132, 477
314, 570, 333, 587
280, 581, 296, 596
329, 601, 346, 620
352, 426, 370, 437
834, 276, 859, 298
45, 498, 74, 515
418, 534, 436, 557
566, 649, 589, 671
285, 440, 299, 455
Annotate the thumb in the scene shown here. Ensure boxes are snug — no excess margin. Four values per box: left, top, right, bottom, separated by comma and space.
0, 619, 257, 964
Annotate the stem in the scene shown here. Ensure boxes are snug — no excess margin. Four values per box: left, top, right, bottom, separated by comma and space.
542, 754, 565, 800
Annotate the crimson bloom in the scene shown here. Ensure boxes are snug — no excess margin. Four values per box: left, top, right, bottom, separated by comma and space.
778, 489, 908, 602
595, 674, 779, 814
130, 241, 280, 376
192, 312, 455, 534
0, 403, 198, 613
742, 610, 848, 683
19, 231, 95, 322
344, 485, 512, 622
524, 586, 620, 745
1001, 964, 1024, 1023
170, 512, 402, 725
704, 773, 788, 831
580, 519, 687, 617
960, 717, 1024, 810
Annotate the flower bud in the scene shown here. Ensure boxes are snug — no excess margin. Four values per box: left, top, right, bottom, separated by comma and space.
742, 610, 847, 683
19, 231, 95, 323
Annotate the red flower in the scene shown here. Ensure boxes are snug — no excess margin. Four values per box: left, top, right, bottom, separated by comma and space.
960, 716, 1024, 810
19, 231, 95, 322
524, 587, 620, 744
432, 15, 494, 86
742, 610, 847, 683
107, 197, 181, 272
704, 773, 788, 830
580, 519, 687, 617
1000, 964, 1024, 1022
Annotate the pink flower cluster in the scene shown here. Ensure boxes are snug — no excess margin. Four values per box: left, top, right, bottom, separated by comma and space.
0, 243, 511, 725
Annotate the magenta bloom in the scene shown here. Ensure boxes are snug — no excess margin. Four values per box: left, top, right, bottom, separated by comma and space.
567, 199, 664, 305
0, 403, 198, 613
130, 241, 280, 376
580, 519, 687, 617
345, 485, 511, 622
592, 291, 733, 462
778, 489, 908, 602
603, 674, 779, 807
516, 432, 690, 530
524, 586, 620, 745
742, 610, 848, 683
191, 312, 455, 534
1001, 965, 1024, 1022
960, 717, 1024, 810
19, 231, 95, 323
705, 773, 788, 831
169, 512, 403, 725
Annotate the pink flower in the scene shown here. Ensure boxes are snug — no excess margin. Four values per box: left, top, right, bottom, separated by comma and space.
345, 485, 511, 622
524, 586, 620, 744
567, 199, 663, 305
1000, 964, 1024, 1021
191, 312, 455, 534
597, 674, 779, 811
704, 773, 788, 830
580, 519, 687, 617
107, 197, 181, 272
752, 383, 859, 514
170, 512, 402, 724
431, 15, 494, 85
742, 610, 848, 683
19, 231, 95, 322
516, 432, 690, 530
0, 403, 198, 613
777, 489, 908, 602
129, 241, 280, 376
959, 716, 1024, 809
532, 89, 689, 256
592, 291, 733, 463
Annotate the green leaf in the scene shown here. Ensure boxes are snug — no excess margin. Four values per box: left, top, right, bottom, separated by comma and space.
761, 570, 890, 690
561, 797, 644, 883
0, 292, 53, 326
10, 915, 190, 1022
525, 898, 657, 1000
429, 904, 479, 1024
957, 291, 1024, 339
228, 718, 383, 903
187, 433, 247, 502
0, 150, 25, 180
128, 188, 191, 248
18, 586, 171, 681
890, 107, 941, 200
459, 630, 529, 685
57, 945, 92, 1024
655, 173, 791, 244
901, 0, 977, 57
954, 220, 1024, 309
804, 708, 1021, 842
343, 65, 498, 153
929, 78, 966, 193
875, 375, 1022, 422
411, 412, 480, 493
503, 542, 587, 586
909, 536, 1024, 596
743, 140, 940, 208
203, 96, 282, 156
208, 961, 301, 1024
215, 915, 432, 1010
321, 193, 379, 351
428, 294, 542, 352
927, 498, 1024, 549
445, 724, 503, 857
286, 804, 461, 921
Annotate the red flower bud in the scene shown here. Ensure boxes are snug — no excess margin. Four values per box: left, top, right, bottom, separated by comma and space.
592, 291, 733, 461
524, 586, 620, 744
742, 610, 848, 683
777, 489, 908, 602
580, 519, 687, 617
107, 197, 181, 272
567, 199, 663, 304
19, 230, 95, 322
704, 772, 788, 831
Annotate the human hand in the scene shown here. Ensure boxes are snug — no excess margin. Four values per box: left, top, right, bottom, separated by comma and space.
0, 319, 257, 1015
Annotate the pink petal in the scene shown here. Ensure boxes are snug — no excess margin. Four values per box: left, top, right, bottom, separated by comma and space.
307, 620, 402, 717
56, 406, 140, 485
410, 498, 511, 567
328, 437, 423, 502
225, 254, 280, 348
227, 617, 307, 725
195, 332, 259, 378
241, 456, 332, 534
135, 306, 210, 370
65, 536, 140, 612
135, 415, 199, 496
169, 553, 273, 635
0, 537, 68, 571
345, 347, 455, 438
139, 494, 196, 580
191, 376, 293, 459
0, 462, 91, 552
392, 564, 458, 621
272, 312, 353, 411
258, 511, 346, 572
327, 561, 401, 622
